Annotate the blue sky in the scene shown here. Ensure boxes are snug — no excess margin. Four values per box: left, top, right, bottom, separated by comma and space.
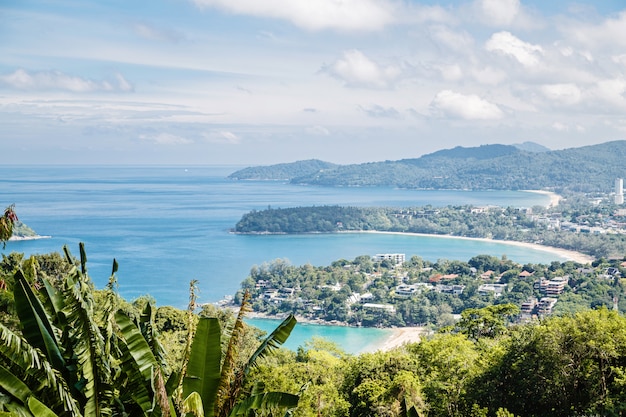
2, 0, 626, 165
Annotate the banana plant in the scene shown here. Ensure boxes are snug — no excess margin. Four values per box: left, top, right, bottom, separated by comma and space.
0, 244, 170, 416
180, 291, 300, 417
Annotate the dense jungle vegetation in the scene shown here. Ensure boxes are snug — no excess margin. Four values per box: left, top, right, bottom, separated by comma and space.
229, 140, 626, 192
2, 247, 626, 416
234, 196, 626, 258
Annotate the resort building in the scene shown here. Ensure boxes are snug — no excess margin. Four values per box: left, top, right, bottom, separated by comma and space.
616, 178, 624, 205
373, 253, 406, 264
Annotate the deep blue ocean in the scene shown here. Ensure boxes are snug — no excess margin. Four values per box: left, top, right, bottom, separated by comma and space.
1, 165, 564, 352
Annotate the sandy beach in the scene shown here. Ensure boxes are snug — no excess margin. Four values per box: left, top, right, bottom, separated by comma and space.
373, 326, 428, 352
523, 189, 562, 208
361, 230, 593, 264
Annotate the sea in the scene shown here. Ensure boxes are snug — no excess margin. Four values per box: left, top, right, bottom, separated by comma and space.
1, 165, 564, 353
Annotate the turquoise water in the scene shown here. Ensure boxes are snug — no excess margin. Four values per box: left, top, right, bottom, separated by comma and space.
245, 318, 392, 354
0, 165, 564, 353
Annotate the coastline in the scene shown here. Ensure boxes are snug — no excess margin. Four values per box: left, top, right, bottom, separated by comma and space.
9, 235, 52, 241
358, 230, 593, 264
243, 310, 429, 352
523, 189, 562, 208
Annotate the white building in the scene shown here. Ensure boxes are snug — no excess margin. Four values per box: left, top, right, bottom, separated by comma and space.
616, 178, 624, 205
372, 253, 406, 264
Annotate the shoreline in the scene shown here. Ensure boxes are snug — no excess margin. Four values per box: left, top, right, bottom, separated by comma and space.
356, 230, 593, 264
523, 189, 562, 208
243, 310, 427, 352
9, 235, 52, 241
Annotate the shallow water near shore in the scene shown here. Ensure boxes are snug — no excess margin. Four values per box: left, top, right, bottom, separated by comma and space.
1, 165, 570, 353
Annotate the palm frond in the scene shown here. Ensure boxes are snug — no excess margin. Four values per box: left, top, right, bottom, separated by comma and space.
182, 317, 222, 417
215, 291, 251, 415
243, 314, 297, 376
12, 271, 65, 372
227, 391, 299, 417
0, 322, 81, 415
62, 268, 113, 417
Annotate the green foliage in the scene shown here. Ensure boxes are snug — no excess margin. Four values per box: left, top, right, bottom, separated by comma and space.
234, 201, 626, 258
228, 159, 338, 181
0, 206, 18, 248
182, 306, 299, 417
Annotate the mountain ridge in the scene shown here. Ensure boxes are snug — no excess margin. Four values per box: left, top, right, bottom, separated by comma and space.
229, 141, 626, 192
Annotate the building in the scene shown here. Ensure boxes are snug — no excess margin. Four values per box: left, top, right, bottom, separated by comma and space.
535, 277, 568, 296
521, 298, 538, 315
395, 283, 428, 298
373, 253, 406, 264
537, 297, 558, 315
616, 178, 624, 205
477, 283, 507, 297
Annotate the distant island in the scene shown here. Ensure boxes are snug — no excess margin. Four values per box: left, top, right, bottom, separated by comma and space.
229, 140, 626, 193
9, 222, 48, 241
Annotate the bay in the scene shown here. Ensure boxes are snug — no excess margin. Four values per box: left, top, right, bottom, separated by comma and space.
1, 165, 565, 352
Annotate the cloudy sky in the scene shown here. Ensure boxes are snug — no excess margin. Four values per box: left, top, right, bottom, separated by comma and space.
2, 0, 626, 165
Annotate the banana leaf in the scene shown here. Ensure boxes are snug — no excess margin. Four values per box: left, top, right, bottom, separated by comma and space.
228, 391, 299, 417
243, 314, 296, 377
182, 318, 222, 417
13, 271, 65, 371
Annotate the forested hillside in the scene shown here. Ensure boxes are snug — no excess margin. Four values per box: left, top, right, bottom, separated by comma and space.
2, 247, 626, 416
228, 159, 338, 180
234, 204, 626, 258
229, 140, 626, 192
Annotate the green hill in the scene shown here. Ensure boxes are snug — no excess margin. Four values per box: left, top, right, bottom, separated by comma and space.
227, 159, 338, 180
229, 141, 626, 192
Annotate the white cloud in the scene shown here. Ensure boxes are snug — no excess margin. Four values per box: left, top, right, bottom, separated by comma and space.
358, 104, 401, 119
204, 131, 241, 144
471, 66, 507, 85
428, 25, 474, 52
430, 90, 504, 120
540, 83, 582, 106
589, 78, 626, 109
305, 125, 330, 135
323, 49, 402, 88
0, 69, 133, 93
436, 64, 463, 82
139, 133, 193, 145
485, 31, 543, 68
566, 11, 626, 49
191, 0, 396, 31
477, 0, 520, 26
134, 22, 184, 42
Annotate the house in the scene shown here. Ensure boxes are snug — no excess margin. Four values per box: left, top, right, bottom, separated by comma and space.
477, 283, 507, 297
521, 298, 538, 314
435, 284, 465, 295
480, 270, 495, 280
395, 283, 428, 298
362, 303, 396, 314
359, 293, 375, 303
519, 270, 534, 278
537, 297, 557, 315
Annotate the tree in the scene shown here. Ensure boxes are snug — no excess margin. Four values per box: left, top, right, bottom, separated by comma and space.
0, 205, 18, 248
180, 290, 300, 417
0, 244, 167, 416
456, 304, 520, 340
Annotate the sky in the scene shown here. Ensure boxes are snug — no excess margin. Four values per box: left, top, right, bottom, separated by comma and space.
2, 0, 626, 166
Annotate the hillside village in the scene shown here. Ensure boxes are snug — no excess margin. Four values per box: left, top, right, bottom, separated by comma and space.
238, 249, 626, 328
